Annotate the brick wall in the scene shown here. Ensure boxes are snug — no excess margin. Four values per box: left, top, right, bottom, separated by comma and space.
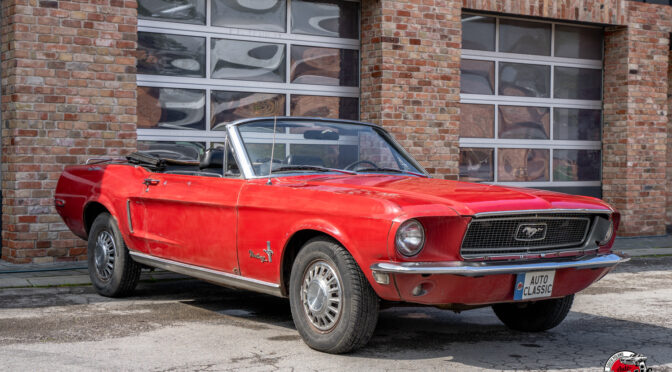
360, 0, 461, 179
667, 36, 672, 230
462, 0, 628, 25
602, 2, 671, 236
0, 0, 138, 263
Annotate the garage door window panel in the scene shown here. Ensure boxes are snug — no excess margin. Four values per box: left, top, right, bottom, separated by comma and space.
290, 95, 359, 120
138, 87, 206, 130
499, 62, 550, 98
460, 59, 494, 95
553, 149, 601, 182
290, 46, 358, 86
498, 148, 549, 182
461, 14, 495, 51
553, 108, 601, 141
459, 148, 494, 182
211, 0, 287, 32
211, 91, 286, 129
138, 32, 206, 77
554, 25, 603, 60
499, 18, 551, 56
460, 103, 494, 138
498, 106, 550, 140
291, 0, 359, 39
554, 67, 602, 100
211, 39, 286, 83
138, 0, 206, 25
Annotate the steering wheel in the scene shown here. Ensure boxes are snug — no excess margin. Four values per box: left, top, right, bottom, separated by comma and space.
345, 159, 379, 171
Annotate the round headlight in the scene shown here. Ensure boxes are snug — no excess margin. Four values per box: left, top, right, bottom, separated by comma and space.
598, 220, 614, 246
395, 219, 425, 257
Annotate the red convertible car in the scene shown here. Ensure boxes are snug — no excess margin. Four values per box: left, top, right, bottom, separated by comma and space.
55, 117, 628, 353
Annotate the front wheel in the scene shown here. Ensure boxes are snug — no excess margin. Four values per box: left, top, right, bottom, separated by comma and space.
492, 294, 574, 332
87, 212, 142, 297
289, 237, 379, 354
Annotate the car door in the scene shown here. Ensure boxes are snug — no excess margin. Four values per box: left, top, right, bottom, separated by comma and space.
134, 173, 243, 273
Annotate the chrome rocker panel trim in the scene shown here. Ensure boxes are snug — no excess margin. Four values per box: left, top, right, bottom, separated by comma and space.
370, 253, 629, 277
129, 251, 283, 297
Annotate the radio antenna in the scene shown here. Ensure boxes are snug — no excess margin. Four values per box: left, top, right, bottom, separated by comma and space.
266, 116, 277, 185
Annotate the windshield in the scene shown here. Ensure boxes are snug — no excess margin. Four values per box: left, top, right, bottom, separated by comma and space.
236, 119, 425, 177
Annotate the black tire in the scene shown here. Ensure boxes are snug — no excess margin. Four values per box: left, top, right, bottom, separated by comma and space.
492, 294, 574, 332
87, 212, 141, 297
289, 237, 379, 354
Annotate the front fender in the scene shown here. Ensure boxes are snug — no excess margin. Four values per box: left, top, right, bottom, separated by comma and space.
281, 217, 400, 300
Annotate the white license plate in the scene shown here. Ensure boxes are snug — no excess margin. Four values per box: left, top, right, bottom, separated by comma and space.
513, 270, 555, 300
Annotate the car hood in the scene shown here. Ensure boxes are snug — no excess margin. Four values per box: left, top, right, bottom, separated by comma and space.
296, 174, 612, 216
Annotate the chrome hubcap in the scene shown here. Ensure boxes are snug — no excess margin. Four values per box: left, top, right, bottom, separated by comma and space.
94, 231, 116, 281
301, 260, 342, 331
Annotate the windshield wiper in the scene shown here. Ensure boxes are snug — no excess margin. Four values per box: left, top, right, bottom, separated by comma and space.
272, 165, 356, 175
355, 167, 427, 177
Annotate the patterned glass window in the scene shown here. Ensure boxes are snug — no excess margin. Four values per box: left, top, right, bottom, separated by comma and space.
460, 14, 603, 197
137, 0, 360, 150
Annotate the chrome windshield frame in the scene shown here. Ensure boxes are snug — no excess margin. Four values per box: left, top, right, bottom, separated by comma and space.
224, 117, 430, 180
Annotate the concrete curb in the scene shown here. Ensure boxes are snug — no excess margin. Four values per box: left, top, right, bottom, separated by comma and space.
0, 269, 186, 289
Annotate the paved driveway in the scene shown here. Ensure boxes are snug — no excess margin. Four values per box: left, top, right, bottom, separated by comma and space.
0, 256, 670, 371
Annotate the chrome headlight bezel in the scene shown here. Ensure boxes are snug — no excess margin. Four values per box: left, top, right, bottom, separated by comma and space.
395, 219, 425, 257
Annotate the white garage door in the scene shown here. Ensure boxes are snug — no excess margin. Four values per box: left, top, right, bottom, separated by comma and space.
459, 13, 603, 197
136, 0, 360, 159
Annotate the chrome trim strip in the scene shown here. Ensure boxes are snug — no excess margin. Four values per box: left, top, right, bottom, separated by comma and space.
126, 200, 133, 234
129, 251, 283, 297
370, 253, 629, 277
471, 209, 613, 217
227, 124, 255, 179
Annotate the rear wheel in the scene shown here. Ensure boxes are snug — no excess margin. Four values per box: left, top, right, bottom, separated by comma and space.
88, 212, 141, 297
492, 294, 574, 332
289, 237, 379, 354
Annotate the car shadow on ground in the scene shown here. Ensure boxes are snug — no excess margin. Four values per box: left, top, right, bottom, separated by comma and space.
2, 271, 668, 370
167, 279, 670, 370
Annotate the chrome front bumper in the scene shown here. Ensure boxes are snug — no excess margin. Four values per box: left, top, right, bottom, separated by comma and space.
370, 253, 629, 277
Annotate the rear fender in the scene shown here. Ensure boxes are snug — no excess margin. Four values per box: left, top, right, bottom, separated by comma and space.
82, 195, 122, 237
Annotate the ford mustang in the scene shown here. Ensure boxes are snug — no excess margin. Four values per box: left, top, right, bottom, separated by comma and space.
55, 117, 628, 353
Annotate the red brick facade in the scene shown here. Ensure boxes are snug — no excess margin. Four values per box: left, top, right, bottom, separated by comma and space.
1, 0, 671, 262
360, 0, 462, 178
1, 0, 138, 263
668, 49, 672, 230
602, 3, 672, 236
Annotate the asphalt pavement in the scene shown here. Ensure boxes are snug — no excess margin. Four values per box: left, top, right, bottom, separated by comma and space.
0, 253, 670, 371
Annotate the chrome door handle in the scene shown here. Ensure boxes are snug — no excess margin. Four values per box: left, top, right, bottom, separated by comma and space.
143, 178, 160, 191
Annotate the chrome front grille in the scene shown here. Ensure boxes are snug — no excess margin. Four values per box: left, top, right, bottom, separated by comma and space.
461, 213, 594, 259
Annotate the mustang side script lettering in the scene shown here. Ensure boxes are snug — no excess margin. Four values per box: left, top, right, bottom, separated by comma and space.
55, 117, 629, 353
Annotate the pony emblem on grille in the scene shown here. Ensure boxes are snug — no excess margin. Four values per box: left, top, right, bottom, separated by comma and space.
515, 223, 547, 241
